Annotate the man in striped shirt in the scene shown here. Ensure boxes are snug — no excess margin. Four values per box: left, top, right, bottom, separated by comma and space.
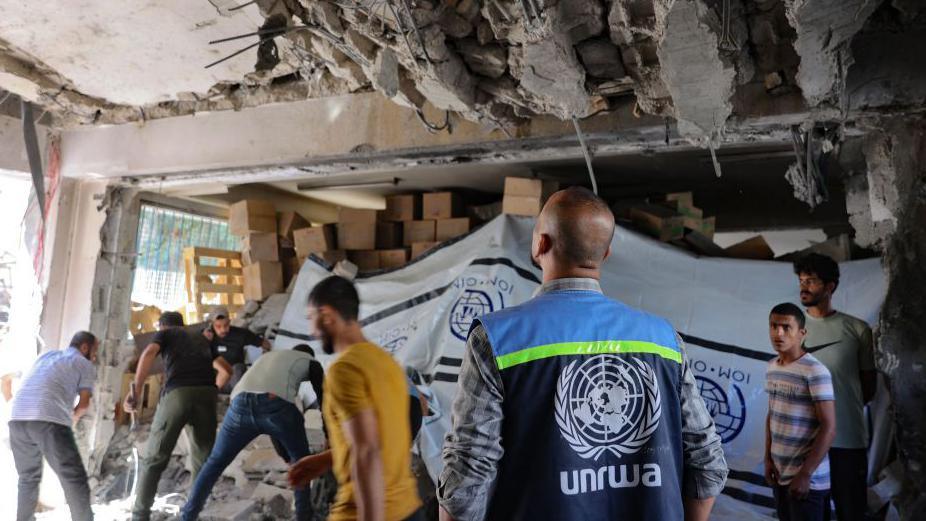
9, 331, 99, 521
765, 303, 836, 521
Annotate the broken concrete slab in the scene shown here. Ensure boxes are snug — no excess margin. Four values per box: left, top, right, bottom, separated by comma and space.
785, 0, 880, 107
241, 448, 290, 474
656, 0, 735, 144
455, 39, 508, 79
201, 499, 256, 521
576, 38, 626, 79
553, 0, 606, 43
519, 35, 591, 119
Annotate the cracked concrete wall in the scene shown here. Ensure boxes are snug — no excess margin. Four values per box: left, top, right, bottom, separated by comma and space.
875, 116, 926, 520
80, 186, 141, 476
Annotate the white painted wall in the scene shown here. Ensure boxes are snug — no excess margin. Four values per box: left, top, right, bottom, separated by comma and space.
40, 180, 108, 348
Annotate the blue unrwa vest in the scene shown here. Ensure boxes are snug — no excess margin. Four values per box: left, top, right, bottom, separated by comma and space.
476, 288, 685, 521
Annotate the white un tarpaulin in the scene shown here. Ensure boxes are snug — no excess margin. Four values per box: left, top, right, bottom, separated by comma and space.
275, 215, 886, 520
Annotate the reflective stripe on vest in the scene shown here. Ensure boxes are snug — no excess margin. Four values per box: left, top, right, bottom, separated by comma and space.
476, 289, 685, 521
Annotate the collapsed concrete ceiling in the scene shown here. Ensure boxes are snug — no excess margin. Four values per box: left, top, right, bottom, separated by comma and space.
0, 0, 922, 140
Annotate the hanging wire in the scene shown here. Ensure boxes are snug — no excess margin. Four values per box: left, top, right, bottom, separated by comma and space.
571, 116, 599, 195
416, 109, 452, 134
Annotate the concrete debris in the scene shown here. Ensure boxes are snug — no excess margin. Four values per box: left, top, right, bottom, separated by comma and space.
333, 260, 359, 280
519, 35, 592, 119
456, 39, 508, 79
201, 499, 256, 521
784, 0, 880, 107
576, 38, 626, 79
553, 0, 606, 44
437, 6, 475, 39
656, 0, 735, 144
251, 483, 294, 518
784, 161, 825, 208
310, 38, 370, 92
242, 448, 291, 474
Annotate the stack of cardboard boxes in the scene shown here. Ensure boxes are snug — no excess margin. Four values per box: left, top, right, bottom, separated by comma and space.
229, 200, 284, 301
502, 177, 559, 216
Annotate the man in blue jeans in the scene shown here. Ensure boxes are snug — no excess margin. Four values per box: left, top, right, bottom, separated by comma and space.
181, 345, 319, 521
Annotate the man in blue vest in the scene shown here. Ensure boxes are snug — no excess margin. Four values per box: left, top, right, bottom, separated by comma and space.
437, 187, 728, 521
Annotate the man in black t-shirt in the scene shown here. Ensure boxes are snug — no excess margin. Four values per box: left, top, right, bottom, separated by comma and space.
125, 311, 232, 521
203, 307, 271, 392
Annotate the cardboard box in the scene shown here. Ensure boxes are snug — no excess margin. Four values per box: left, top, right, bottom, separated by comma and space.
229, 200, 277, 235
382, 194, 421, 222
277, 211, 310, 240
403, 220, 436, 246
629, 204, 684, 242
436, 218, 472, 242
411, 241, 440, 259
504, 177, 559, 199
337, 222, 376, 250
422, 192, 463, 220
241, 232, 279, 265
347, 250, 380, 271
117, 373, 162, 424
699, 216, 716, 239
243, 261, 283, 301
304, 250, 347, 266
724, 235, 774, 260
665, 192, 694, 206
376, 222, 403, 249
502, 195, 544, 217
294, 226, 335, 256
379, 249, 409, 269
338, 208, 378, 224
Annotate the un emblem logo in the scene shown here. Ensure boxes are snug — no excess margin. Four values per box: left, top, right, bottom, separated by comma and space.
449, 289, 495, 340
695, 376, 746, 443
555, 355, 661, 460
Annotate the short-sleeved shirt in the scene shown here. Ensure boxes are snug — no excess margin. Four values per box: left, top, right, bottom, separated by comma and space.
152, 328, 217, 395
323, 342, 421, 521
766, 353, 834, 490
208, 326, 263, 366
231, 349, 318, 408
10, 347, 96, 427
804, 311, 874, 449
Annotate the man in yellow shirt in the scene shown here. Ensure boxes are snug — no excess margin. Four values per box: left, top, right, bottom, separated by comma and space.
289, 275, 422, 521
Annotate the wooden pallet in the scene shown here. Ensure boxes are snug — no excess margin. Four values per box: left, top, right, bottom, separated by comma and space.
183, 246, 245, 324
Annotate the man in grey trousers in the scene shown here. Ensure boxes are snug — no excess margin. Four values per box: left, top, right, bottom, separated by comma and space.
9, 331, 99, 521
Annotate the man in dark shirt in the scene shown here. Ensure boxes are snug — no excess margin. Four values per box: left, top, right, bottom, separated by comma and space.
203, 306, 271, 392
125, 311, 232, 521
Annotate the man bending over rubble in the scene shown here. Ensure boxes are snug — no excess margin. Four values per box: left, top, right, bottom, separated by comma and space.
181, 344, 321, 521
10, 331, 98, 521
125, 311, 232, 521
288, 276, 423, 521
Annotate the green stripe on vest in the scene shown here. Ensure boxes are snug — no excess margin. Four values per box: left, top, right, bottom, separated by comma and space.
495, 340, 682, 370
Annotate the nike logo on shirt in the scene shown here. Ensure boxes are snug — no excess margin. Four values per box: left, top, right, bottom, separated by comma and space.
804, 341, 840, 353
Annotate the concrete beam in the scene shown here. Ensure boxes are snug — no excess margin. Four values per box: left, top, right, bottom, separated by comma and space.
59, 91, 816, 189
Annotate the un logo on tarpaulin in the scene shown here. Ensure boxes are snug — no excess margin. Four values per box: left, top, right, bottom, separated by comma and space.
554, 355, 661, 460
449, 289, 495, 340
695, 375, 746, 443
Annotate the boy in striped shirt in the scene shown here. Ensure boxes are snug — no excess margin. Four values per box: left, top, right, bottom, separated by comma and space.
765, 303, 836, 521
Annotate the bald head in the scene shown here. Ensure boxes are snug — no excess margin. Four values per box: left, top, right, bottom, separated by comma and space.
534, 187, 615, 271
